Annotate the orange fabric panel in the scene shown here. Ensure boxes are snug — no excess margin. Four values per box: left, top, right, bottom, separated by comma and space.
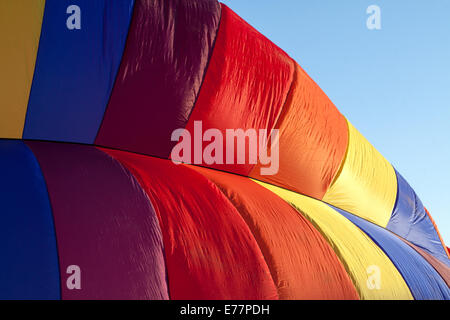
191, 166, 359, 300
250, 63, 348, 199
101, 149, 278, 300
425, 208, 450, 260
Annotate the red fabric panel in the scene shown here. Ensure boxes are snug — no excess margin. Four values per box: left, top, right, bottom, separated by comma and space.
250, 63, 349, 199
190, 166, 359, 300
96, 0, 221, 158
102, 148, 278, 300
399, 238, 450, 287
26, 141, 169, 300
183, 4, 294, 176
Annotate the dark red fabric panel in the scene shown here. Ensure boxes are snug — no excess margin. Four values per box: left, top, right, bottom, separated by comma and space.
26, 141, 169, 300
102, 148, 278, 300
96, 0, 221, 158
183, 4, 294, 175
190, 166, 359, 300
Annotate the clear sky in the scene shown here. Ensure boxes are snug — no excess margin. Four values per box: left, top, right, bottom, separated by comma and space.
221, 0, 450, 244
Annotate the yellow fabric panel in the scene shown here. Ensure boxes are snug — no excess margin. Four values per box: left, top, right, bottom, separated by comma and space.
254, 180, 413, 300
0, 1, 45, 138
322, 119, 397, 227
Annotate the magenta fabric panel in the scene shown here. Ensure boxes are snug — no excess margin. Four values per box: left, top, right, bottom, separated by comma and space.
95, 0, 221, 158
25, 141, 169, 300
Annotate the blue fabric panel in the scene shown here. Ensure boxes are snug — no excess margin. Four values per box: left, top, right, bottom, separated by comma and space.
0, 140, 60, 299
331, 204, 450, 300
24, 0, 135, 143
388, 170, 450, 267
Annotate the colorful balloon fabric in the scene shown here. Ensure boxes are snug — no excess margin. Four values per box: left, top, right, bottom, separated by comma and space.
0, 0, 449, 300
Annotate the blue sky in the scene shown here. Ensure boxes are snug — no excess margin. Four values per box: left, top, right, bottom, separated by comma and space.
221, 0, 450, 244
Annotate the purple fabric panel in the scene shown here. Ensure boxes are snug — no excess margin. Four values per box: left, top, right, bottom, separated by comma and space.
95, 0, 221, 158
25, 141, 168, 300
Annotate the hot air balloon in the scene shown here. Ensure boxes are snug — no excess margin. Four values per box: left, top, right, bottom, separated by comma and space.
0, 0, 448, 300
